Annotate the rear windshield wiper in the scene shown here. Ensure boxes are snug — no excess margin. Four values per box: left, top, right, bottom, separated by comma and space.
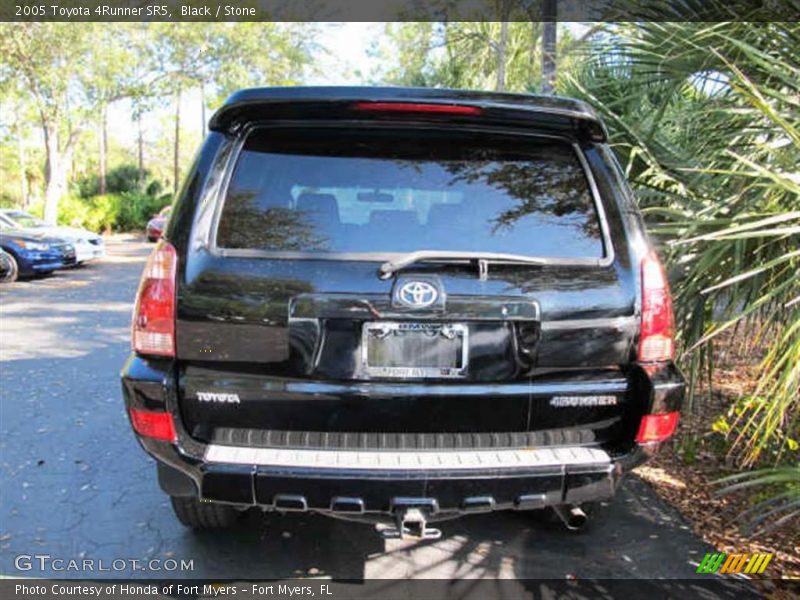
379, 250, 546, 279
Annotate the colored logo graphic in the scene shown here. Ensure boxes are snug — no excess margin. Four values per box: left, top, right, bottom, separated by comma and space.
696, 552, 772, 575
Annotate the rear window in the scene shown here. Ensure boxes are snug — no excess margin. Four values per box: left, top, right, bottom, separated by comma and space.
216, 129, 604, 258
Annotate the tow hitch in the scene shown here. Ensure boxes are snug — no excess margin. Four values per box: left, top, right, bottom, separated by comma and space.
379, 506, 442, 540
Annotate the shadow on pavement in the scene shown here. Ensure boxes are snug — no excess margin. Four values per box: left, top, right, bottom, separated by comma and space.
155, 476, 726, 580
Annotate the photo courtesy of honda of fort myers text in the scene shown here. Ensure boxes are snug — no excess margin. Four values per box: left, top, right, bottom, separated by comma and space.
0, 1, 798, 599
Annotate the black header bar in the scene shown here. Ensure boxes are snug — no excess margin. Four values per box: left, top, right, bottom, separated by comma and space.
2, 0, 798, 22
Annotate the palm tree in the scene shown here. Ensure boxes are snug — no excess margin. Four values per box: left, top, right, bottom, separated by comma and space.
541, 0, 557, 93
560, 21, 800, 467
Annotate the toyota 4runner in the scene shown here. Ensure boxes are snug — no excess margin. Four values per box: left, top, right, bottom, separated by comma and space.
121, 87, 684, 538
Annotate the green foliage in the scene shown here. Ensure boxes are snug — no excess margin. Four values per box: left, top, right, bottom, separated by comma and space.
714, 466, 800, 534
0, 23, 122, 221
57, 192, 170, 233
145, 180, 163, 197
373, 22, 577, 93
58, 194, 119, 233
75, 164, 154, 198
560, 21, 800, 466
116, 192, 171, 232
0, 22, 320, 220
677, 434, 700, 465
148, 22, 317, 104
371, 23, 440, 87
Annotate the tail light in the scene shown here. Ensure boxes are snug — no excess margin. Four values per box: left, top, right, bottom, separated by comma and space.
638, 250, 675, 362
636, 411, 680, 444
129, 408, 177, 442
352, 101, 481, 116
132, 241, 177, 356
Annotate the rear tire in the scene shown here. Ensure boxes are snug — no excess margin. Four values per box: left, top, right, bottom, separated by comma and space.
170, 496, 240, 530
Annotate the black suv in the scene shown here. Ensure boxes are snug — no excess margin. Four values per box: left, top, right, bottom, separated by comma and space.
121, 87, 684, 538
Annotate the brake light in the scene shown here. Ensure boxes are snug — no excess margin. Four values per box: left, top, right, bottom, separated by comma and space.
638, 250, 675, 362
636, 411, 680, 444
129, 408, 177, 442
132, 241, 177, 356
351, 102, 481, 116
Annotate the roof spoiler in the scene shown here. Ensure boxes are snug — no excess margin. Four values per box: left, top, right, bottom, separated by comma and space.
208, 86, 608, 143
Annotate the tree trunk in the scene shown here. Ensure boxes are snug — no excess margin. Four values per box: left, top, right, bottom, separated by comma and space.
137, 114, 145, 192
42, 118, 79, 225
14, 106, 29, 208
542, 0, 558, 94
99, 104, 108, 195
496, 21, 508, 92
200, 80, 207, 137
173, 86, 181, 197
42, 121, 66, 224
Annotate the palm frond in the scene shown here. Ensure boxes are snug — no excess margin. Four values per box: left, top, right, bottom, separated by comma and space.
714, 466, 800, 534
560, 20, 800, 466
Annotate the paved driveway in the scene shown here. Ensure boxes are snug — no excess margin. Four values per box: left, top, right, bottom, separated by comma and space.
0, 237, 750, 589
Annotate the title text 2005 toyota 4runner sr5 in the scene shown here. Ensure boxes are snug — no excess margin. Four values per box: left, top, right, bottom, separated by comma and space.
121, 87, 684, 538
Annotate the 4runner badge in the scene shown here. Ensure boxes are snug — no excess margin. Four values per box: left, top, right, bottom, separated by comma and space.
550, 395, 618, 407
196, 392, 241, 404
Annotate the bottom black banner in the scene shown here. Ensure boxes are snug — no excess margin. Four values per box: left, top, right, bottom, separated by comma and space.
2, 578, 795, 600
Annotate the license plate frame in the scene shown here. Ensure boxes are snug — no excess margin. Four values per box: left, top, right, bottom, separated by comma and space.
361, 322, 469, 379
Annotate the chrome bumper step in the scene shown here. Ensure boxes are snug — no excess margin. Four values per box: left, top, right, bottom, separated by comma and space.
204, 444, 611, 471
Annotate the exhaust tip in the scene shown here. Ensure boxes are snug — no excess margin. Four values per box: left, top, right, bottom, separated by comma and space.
566, 508, 587, 530
553, 505, 588, 531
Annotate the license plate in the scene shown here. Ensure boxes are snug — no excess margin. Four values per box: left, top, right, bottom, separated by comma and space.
362, 322, 468, 379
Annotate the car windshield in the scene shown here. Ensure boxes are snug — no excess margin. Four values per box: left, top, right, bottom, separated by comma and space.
5, 212, 43, 228
216, 128, 604, 258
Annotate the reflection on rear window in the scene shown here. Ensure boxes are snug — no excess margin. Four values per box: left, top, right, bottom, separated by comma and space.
216, 129, 603, 257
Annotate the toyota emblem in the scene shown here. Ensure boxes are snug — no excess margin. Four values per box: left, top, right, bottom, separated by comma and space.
398, 281, 439, 308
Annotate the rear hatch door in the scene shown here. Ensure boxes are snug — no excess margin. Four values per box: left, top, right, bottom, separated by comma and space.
176, 123, 637, 446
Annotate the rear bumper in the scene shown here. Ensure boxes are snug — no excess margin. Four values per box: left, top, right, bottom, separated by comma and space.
121, 356, 683, 517
147, 438, 619, 516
